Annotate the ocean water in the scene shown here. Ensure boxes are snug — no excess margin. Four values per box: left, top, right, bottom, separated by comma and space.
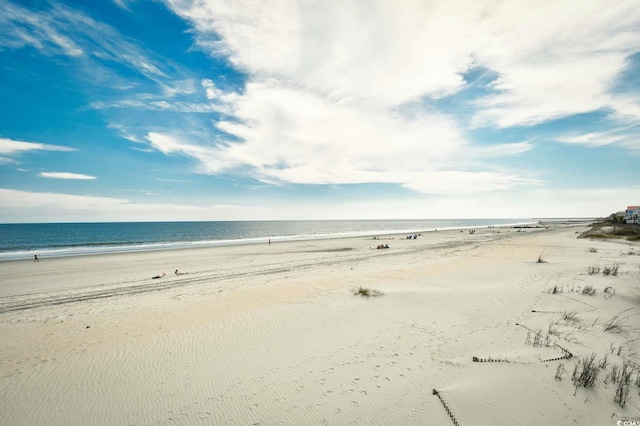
0, 219, 536, 261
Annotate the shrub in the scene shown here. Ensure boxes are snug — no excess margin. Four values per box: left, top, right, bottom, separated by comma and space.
572, 353, 599, 388
602, 309, 634, 333
587, 266, 600, 275
555, 364, 565, 380
611, 264, 619, 276
614, 362, 633, 407
353, 287, 383, 298
588, 247, 598, 253
582, 285, 596, 296
603, 264, 619, 276
562, 311, 579, 325
599, 353, 609, 370
610, 365, 620, 383
549, 285, 563, 294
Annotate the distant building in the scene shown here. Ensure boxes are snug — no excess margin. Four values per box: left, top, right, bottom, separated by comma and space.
625, 206, 640, 224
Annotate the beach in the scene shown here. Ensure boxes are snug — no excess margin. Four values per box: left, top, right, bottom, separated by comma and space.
1, 222, 639, 424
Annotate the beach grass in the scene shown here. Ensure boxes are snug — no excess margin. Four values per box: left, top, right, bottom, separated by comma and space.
353, 286, 384, 298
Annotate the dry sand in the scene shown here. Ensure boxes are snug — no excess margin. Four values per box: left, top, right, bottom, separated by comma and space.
1, 223, 639, 425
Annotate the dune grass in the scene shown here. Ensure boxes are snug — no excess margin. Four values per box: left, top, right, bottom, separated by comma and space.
353, 286, 384, 298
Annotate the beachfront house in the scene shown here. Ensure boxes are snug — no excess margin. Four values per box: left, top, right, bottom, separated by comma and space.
625, 206, 640, 224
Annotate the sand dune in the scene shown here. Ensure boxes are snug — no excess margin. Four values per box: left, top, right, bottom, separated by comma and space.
1, 223, 639, 424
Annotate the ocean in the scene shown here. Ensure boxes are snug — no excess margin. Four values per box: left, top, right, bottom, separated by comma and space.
0, 219, 536, 261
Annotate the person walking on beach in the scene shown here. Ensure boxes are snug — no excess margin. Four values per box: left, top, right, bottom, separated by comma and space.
34, 254, 39, 263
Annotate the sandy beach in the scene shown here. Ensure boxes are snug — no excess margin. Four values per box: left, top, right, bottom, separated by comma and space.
1, 223, 639, 425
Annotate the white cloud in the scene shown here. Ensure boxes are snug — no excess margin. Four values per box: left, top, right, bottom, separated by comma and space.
112, 0, 133, 12
0, 189, 125, 209
201, 79, 222, 99
608, 95, 640, 123
147, 132, 204, 155
0, 2, 169, 83
108, 122, 143, 143
473, 56, 626, 128
400, 171, 539, 194
1, 186, 637, 222
0, 137, 75, 155
95, 98, 228, 113
154, 0, 640, 194
155, 178, 193, 183
472, 141, 534, 157
167, 0, 476, 107
145, 132, 230, 173
556, 132, 624, 148
167, 0, 640, 122
7, 1, 637, 203
0, 188, 276, 222
0, 157, 18, 165
0, 1, 83, 56
555, 123, 640, 150
40, 172, 97, 180
144, 79, 534, 193
470, 1, 640, 127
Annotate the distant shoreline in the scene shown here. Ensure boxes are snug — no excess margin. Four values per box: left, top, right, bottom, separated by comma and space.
0, 219, 540, 261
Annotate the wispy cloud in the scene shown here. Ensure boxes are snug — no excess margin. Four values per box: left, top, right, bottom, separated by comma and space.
555, 123, 640, 150
0, 137, 75, 155
40, 172, 97, 180
556, 133, 625, 148
155, 178, 193, 183
0, 2, 169, 84
0, 1, 83, 56
0, 157, 18, 165
472, 141, 534, 157
111, 0, 133, 12
94, 99, 226, 113
107, 122, 143, 143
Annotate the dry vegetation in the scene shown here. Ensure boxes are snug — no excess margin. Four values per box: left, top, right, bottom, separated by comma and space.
579, 220, 640, 241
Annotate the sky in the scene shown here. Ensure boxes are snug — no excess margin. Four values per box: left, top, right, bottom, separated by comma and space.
0, 0, 639, 223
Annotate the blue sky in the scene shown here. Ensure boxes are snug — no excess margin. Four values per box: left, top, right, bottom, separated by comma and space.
1, 0, 639, 222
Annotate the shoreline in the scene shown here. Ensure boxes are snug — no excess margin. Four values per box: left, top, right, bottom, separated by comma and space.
2, 220, 638, 424
0, 219, 545, 262
0, 222, 564, 301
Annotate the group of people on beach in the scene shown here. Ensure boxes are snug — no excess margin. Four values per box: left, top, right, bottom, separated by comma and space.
152, 270, 186, 279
